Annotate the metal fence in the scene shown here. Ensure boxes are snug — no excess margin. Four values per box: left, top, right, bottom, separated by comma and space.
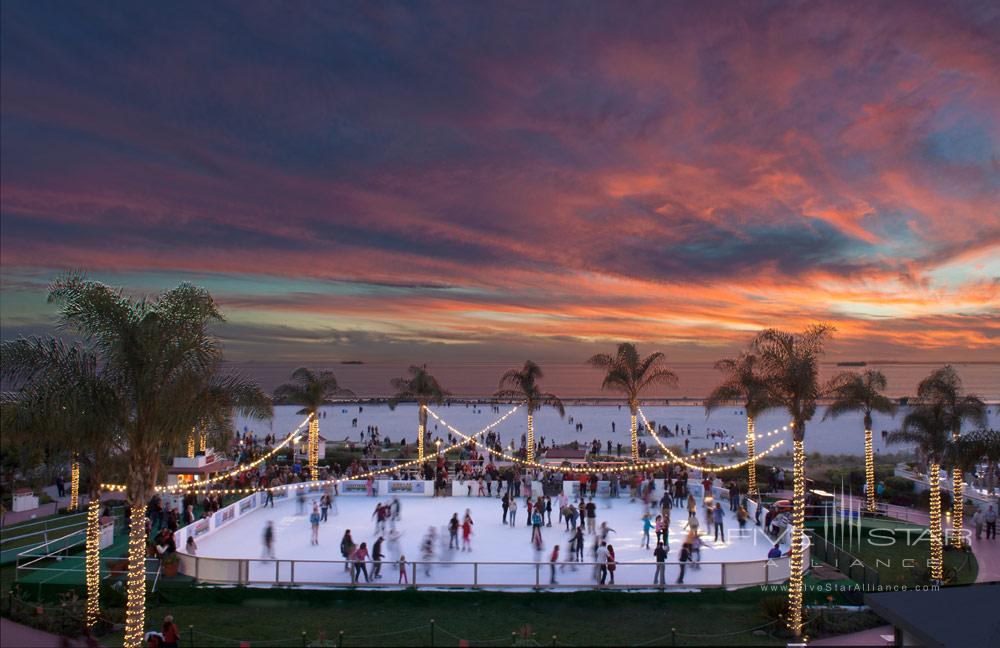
176, 547, 807, 591
804, 529, 878, 593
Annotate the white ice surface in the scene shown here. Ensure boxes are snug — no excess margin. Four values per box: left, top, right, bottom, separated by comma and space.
194, 492, 784, 588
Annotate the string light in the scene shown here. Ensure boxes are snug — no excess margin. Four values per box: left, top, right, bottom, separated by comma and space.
637, 408, 786, 473
787, 439, 805, 637
103, 415, 311, 493
427, 406, 785, 475
85, 498, 101, 628
746, 416, 757, 495
70, 458, 80, 511
928, 462, 943, 582
308, 413, 320, 481
864, 428, 875, 513
166, 405, 521, 496
124, 504, 147, 648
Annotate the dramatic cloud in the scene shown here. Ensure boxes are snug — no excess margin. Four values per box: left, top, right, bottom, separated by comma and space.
1, 0, 998, 364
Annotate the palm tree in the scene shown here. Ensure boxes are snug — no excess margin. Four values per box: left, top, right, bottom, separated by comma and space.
389, 365, 449, 462
823, 370, 898, 512
46, 273, 272, 648
273, 368, 354, 479
1, 337, 124, 629
705, 351, 772, 495
888, 403, 950, 583
494, 361, 565, 462
588, 343, 679, 461
915, 366, 986, 548
751, 324, 833, 638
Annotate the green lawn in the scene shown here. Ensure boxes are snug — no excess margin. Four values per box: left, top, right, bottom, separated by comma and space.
813, 519, 978, 586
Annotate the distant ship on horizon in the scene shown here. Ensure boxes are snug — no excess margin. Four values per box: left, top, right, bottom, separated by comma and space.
836, 361, 867, 367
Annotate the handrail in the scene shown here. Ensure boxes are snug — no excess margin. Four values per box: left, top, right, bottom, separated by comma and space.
176, 543, 808, 590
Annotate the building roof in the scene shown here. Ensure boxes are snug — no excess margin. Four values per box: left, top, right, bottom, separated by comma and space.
543, 448, 589, 461
167, 458, 235, 475
865, 584, 1000, 648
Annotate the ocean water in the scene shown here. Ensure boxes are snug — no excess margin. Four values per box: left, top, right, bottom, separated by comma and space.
235, 401, 1000, 459
228, 361, 1000, 401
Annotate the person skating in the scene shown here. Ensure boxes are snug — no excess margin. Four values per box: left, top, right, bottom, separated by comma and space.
653, 541, 667, 586
340, 530, 355, 572
309, 504, 321, 545
372, 536, 385, 579
351, 542, 370, 583
262, 521, 275, 559
501, 493, 510, 524
585, 499, 597, 534
596, 541, 609, 584
572, 526, 584, 563
462, 510, 474, 551
606, 544, 616, 584
641, 512, 653, 549
549, 545, 560, 584
677, 541, 692, 584
508, 498, 518, 527
712, 502, 725, 542
448, 513, 460, 549
398, 554, 408, 584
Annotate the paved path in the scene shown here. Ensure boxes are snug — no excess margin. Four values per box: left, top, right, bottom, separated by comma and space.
0, 617, 96, 647
811, 625, 894, 646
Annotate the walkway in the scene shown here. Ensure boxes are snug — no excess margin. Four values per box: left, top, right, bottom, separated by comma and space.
0, 617, 96, 647
811, 625, 894, 646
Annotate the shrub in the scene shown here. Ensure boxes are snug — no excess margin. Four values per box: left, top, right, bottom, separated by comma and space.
759, 595, 790, 623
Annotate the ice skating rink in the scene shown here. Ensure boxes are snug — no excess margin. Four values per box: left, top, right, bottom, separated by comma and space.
190, 491, 792, 589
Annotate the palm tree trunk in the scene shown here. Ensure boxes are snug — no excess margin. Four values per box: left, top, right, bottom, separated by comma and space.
527, 412, 535, 463
85, 496, 102, 629
123, 503, 148, 648
788, 435, 806, 638
199, 430, 207, 453
746, 416, 756, 495
187, 430, 195, 459
928, 462, 944, 582
308, 412, 320, 480
951, 430, 964, 548
865, 427, 876, 513
629, 407, 638, 462
70, 458, 80, 511
418, 404, 426, 463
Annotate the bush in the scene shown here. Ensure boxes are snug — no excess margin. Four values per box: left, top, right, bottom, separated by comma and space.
883, 476, 914, 493
759, 595, 790, 623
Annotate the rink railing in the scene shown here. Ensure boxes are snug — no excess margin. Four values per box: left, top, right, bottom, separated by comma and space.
175, 546, 807, 590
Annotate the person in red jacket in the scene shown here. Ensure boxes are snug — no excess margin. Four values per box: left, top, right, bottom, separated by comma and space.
161, 615, 180, 648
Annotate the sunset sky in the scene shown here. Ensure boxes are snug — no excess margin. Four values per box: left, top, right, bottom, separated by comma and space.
2, 1, 998, 364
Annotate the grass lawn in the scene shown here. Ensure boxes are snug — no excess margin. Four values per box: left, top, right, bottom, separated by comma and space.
813, 519, 978, 587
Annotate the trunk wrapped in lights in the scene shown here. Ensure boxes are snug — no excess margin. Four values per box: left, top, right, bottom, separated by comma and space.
929, 463, 944, 581
787, 438, 806, 637
527, 413, 535, 463
630, 412, 638, 461
70, 459, 80, 511
187, 431, 195, 458
746, 416, 757, 495
123, 504, 147, 648
418, 404, 426, 462
308, 413, 320, 480
85, 497, 101, 628
865, 428, 876, 512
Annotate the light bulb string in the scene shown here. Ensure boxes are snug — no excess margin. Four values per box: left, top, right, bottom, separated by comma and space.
101, 414, 312, 493
121, 404, 522, 496
426, 405, 786, 475
637, 406, 789, 458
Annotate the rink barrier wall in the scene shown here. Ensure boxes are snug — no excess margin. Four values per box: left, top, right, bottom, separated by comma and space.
173, 551, 807, 590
